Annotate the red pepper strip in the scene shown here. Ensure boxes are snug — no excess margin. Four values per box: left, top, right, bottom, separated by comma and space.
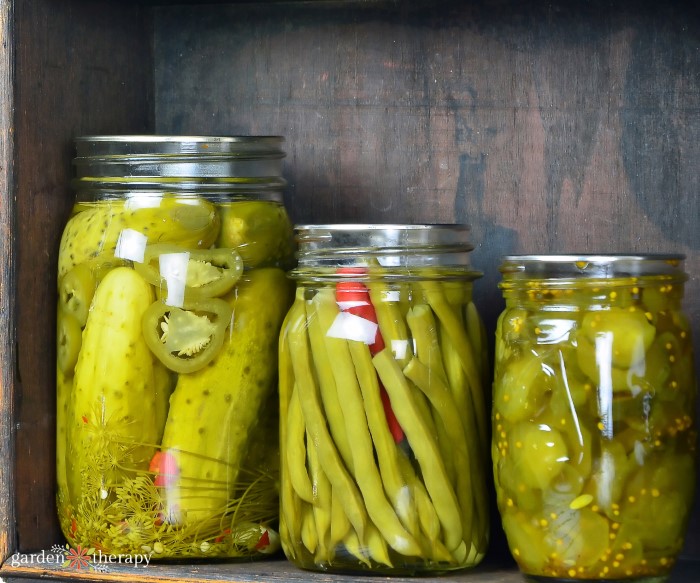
149, 450, 179, 487
255, 529, 271, 550
336, 267, 406, 445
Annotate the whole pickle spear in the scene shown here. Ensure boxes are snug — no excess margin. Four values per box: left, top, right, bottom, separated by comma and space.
156, 267, 292, 526
66, 267, 162, 504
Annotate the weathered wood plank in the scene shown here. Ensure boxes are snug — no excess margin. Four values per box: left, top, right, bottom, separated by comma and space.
1, 553, 699, 583
12, 0, 153, 552
0, 0, 17, 566
153, 0, 700, 560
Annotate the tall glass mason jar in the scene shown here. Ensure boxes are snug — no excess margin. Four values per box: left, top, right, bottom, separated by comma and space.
56, 136, 295, 559
493, 254, 697, 582
279, 224, 490, 574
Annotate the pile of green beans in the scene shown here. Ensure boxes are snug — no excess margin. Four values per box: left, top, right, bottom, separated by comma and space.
279, 274, 489, 573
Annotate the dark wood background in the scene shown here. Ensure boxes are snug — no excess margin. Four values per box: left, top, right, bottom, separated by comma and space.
6, 0, 700, 571
153, 0, 700, 561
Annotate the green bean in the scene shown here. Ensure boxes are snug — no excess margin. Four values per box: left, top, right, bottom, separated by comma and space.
404, 356, 474, 547
365, 523, 393, 567
280, 444, 302, 560
347, 339, 419, 538
343, 530, 371, 568
465, 541, 481, 564
287, 386, 314, 503
373, 348, 463, 552
313, 289, 421, 557
330, 487, 351, 548
441, 328, 489, 553
465, 301, 483, 378
466, 300, 490, 389
367, 282, 438, 448
419, 281, 487, 449
279, 297, 298, 447
394, 449, 453, 563
307, 429, 332, 562
413, 383, 439, 443
432, 411, 457, 487
279, 515, 294, 560
367, 280, 413, 368
441, 323, 489, 552
395, 451, 441, 543
305, 293, 354, 468
428, 538, 454, 563
406, 305, 456, 484
447, 282, 467, 308
452, 540, 468, 563
279, 302, 303, 559
301, 501, 318, 555
406, 305, 449, 383
286, 299, 368, 541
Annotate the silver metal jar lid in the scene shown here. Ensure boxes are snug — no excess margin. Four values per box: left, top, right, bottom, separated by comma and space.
73, 135, 286, 181
293, 224, 480, 277
500, 253, 686, 280
74, 135, 285, 157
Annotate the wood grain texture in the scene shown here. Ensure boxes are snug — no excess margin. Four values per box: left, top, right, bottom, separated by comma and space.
1, 554, 699, 583
0, 0, 16, 566
153, 0, 700, 561
12, 0, 153, 552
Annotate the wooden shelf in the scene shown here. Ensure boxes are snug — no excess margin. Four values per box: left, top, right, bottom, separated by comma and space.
1, 555, 699, 583
1, 555, 512, 583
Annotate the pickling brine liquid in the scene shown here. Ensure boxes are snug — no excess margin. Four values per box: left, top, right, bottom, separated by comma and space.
278, 224, 490, 574
492, 255, 697, 583
56, 136, 295, 560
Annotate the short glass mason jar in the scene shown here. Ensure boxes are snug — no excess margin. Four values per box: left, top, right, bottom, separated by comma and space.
492, 254, 697, 583
279, 224, 490, 574
56, 136, 295, 560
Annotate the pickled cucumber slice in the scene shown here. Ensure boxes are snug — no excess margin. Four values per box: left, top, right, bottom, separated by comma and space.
58, 196, 220, 279
217, 201, 294, 268
580, 307, 655, 369
496, 350, 552, 422
509, 422, 568, 490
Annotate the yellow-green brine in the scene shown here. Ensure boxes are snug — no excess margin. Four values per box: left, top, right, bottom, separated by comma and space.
493, 254, 697, 583
56, 136, 295, 559
279, 224, 490, 574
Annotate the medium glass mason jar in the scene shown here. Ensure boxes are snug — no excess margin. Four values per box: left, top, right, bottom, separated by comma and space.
56, 136, 295, 559
492, 254, 697, 582
279, 224, 490, 574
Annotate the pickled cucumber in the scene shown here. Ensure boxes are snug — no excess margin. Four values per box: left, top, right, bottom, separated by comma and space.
56, 368, 72, 507
493, 279, 696, 581
57, 181, 294, 559
58, 196, 220, 279
157, 267, 293, 525
66, 267, 165, 503
216, 200, 294, 268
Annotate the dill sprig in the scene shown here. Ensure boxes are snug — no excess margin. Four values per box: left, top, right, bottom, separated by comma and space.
59, 413, 279, 559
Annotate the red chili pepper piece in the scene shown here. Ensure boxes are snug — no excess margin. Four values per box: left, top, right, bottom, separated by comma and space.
336, 267, 405, 444
215, 528, 231, 543
149, 450, 179, 487
255, 529, 271, 550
